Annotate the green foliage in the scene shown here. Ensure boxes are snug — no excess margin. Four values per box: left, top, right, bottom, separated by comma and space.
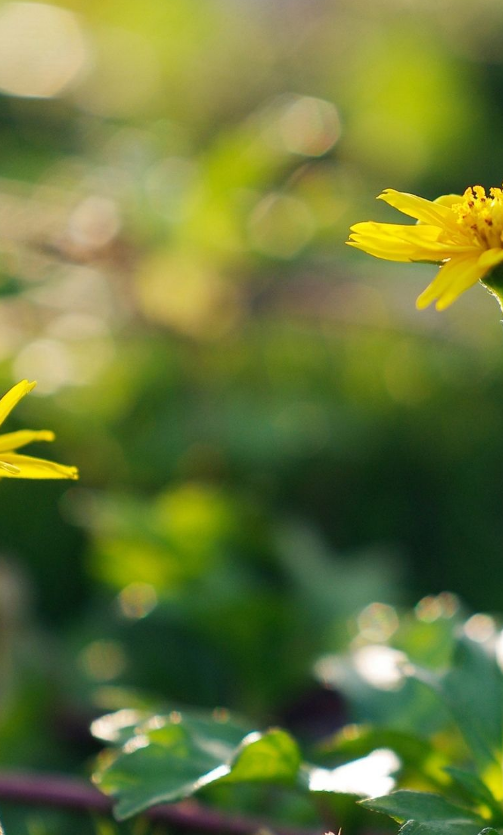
410, 636, 503, 769
361, 791, 482, 825
5, 0, 503, 833
89, 604, 503, 834
330, 612, 503, 835
92, 709, 304, 819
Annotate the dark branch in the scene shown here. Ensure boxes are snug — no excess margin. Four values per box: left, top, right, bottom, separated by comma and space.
0, 771, 323, 835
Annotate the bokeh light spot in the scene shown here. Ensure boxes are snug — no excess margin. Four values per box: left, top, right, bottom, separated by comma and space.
464, 613, 496, 643
415, 593, 459, 622
278, 95, 341, 157
0, 2, 89, 99
357, 602, 399, 642
248, 193, 315, 259
13, 339, 74, 394
353, 645, 407, 691
80, 640, 126, 682
67, 196, 121, 251
118, 582, 158, 620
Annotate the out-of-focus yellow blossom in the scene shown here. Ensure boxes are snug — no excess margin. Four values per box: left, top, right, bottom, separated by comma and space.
0, 380, 78, 480
347, 186, 503, 310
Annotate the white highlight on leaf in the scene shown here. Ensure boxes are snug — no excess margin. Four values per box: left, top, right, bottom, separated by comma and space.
192, 764, 231, 791
91, 709, 144, 742
123, 734, 149, 754
308, 749, 400, 797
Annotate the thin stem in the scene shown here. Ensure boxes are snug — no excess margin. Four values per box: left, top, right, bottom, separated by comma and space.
0, 771, 323, 835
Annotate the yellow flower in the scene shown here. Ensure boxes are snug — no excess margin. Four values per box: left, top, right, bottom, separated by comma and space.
347, 186, 503, 310
0, 380, 78, 480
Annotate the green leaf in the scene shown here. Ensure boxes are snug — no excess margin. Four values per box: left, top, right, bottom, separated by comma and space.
398, 820, 487, 835
318, 725, 447, 783
444, 768, 497, 811
320, 726, 427, 758
360, 790, 482, 824
91, 706, 251, 747
223, 728, 301, 783
412, 636, 503, 768
440, 637, 503, 767
93, 713, 302, 820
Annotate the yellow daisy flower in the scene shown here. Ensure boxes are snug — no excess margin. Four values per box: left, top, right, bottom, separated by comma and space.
0, 380, 78, 480
347, 186, 503, 310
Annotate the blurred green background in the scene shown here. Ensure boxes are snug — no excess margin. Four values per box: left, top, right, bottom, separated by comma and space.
1, 0, 503, 803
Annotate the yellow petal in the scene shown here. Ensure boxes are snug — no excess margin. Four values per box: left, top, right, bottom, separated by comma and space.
477, 247, 503, 272
434, 194, 463, 209
347, 221, 474, 263
0, 460, 20, 474
0, 429, 55, 453
434, 248, 503, 311
378, 189, 459, 231
346, 240, 413, 262
349, 221, 443, 242
436, 271, 483, 310
0, 452, 78, 480
415, 253, 481, 310
0, 380, 36, 429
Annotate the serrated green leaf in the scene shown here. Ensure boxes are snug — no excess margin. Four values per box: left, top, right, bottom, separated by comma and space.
360, 790, 482, 824
93, 715, 302, 820
398, 820, 486, 835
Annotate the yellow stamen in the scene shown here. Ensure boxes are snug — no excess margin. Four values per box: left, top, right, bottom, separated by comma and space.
451, 186, 503, 250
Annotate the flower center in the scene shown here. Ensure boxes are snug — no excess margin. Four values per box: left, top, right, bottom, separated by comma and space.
452, 185, 503, 249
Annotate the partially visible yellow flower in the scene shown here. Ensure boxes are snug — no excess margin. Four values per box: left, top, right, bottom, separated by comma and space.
347, 186, 503, 310
0, 380, 78, 480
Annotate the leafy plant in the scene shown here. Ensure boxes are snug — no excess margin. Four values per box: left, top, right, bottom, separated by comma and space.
89, 601, 503, 835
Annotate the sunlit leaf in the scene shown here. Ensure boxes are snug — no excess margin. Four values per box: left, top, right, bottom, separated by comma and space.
305, 748, 400, 797
360, 790, 483, 825
91, 706, 251, 747
93, 713, 302, 820
223, 728, 301, 784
